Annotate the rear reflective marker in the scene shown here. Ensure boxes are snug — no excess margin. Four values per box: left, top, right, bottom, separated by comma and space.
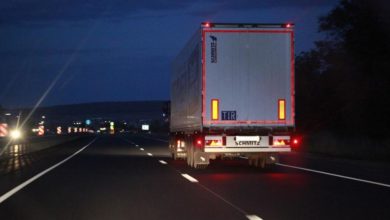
278, 99, 286, 120
211, 99, 219, 120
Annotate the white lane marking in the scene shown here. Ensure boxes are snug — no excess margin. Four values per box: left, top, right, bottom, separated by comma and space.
140, 148, 144, 151
174, 169, 259, 219
246, 215, 263, 220
147, 153, 153, 157
136, 145, 139, 147
181, 173, 199, 183
277, 163, 390, 188
239, 156, 248, 159
194, 177, 255, 218
121, 138, 137, 146
159, 160, 167, 165
141, 136, 169, 143
0, 137, 98, 204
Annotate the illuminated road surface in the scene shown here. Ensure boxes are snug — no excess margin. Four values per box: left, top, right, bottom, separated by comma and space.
0, 134, 389, 219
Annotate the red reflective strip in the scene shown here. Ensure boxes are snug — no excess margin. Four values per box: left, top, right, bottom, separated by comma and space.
204, 30, 292, 33
290, 31, 295, 125
202, 29, 206, 122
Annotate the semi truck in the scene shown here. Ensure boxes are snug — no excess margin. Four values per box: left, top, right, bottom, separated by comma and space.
170, 23, 297, 168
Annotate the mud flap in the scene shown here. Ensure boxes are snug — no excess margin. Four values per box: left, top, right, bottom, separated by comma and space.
193, 151, 210, 168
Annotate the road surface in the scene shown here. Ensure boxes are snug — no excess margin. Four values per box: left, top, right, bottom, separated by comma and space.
0, 134, 389, 219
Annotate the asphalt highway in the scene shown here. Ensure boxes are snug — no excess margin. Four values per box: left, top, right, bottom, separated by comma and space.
0, 134, 389, 220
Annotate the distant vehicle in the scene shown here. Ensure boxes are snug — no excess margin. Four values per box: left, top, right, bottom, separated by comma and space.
170, 22, 297, 168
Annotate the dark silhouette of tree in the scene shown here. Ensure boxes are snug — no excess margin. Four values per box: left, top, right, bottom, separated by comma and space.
0, 105, 4, 122
296, 0, 390, 137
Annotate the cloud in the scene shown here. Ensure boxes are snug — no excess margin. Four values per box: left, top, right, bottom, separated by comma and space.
0, 0, 339, 25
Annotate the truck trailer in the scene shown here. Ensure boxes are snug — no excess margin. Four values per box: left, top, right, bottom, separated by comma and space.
170, 22, 296, 168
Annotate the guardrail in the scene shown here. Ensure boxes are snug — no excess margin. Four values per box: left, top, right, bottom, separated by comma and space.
0, 135, 87, 159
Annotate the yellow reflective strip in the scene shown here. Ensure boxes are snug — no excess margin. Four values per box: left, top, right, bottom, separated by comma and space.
279, 100, 286, 120
212, 99, 219, 120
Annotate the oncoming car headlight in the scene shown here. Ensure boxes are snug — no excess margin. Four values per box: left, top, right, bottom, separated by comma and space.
10, 129, 23, 140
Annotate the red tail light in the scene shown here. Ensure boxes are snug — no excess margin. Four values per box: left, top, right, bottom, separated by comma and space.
195, 137, 204, 148
291, 136, 302, 149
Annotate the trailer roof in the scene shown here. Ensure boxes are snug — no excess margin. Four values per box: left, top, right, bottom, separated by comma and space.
201, 22, 294, 29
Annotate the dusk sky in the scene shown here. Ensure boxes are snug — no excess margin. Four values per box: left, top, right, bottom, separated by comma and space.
0, 0, 339, 108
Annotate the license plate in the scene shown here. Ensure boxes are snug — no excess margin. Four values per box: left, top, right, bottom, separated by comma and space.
226, 136, 269, 147
235, 136, 261, 146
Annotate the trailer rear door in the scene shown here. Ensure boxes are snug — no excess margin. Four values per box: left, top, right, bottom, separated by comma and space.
202, 28, 294, 127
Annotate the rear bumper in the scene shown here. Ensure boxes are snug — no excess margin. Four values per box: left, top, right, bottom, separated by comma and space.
204, 147, 291, 153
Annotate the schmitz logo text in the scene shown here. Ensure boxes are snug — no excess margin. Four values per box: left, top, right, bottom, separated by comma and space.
234, 136, 261, 146
210, 35, 217, 63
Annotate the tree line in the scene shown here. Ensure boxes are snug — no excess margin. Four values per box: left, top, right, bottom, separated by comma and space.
295, 0, 390, 138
